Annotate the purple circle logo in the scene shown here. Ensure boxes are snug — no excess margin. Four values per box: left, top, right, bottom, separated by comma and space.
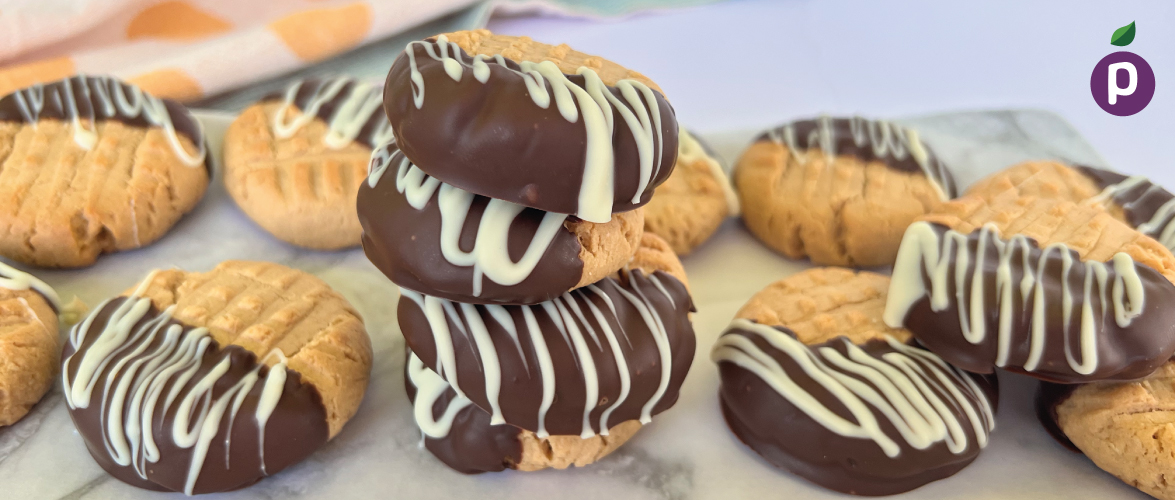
1091, 51, 1156, 116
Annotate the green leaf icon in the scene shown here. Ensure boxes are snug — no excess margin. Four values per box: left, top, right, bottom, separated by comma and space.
1111, 21, 1136, 46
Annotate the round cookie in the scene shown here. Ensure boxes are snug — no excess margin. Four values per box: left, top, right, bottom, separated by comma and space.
0, 75, 209, 268
61, 261, 372, 494
224, 77, 391, 250
712, 268, 997, 496
405, 352, 642, 473
384, 30, 679, 223
358, 140, 644, 305
1037, 362, 1175, 500
886, 221, 1175, 383
398, 233, 695, 439
967, 160, 1175, 253
735, 116, 957, 267
0, 262, 60, 426
643, 129, 738, 255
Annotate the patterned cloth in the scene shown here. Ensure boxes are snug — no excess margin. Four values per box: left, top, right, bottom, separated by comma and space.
0, 0, 720, 103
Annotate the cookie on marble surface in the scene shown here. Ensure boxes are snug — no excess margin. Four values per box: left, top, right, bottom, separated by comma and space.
61, 260, 371, 494
384, 29, 678, 222
886, 221, 1175, 383
967, 160, 1175, 253
0, 75, 209, 268
358, 140, 644, 305
405, 353, 642, 474
735, 116, 958, 267
0, 262, 60, 427
712, 268, 997, 496
643, 129, 738, 255
224, 76, 392, 250
399, 233, 694, 450
1038, 361, 1175, 500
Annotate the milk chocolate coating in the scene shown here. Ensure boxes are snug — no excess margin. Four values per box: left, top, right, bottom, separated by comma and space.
399, 270, 695, 436
898, 223, 1175, 383
357, 142, 583, 305
757, 117, 958, 197
261, 78, 389, 149
404, 354, 523, 474
717, 325, 998, 496
63, 298, 329, 494
0, 75, 210, 176
384, 38, 679, 215
1076, 165, 1175, 241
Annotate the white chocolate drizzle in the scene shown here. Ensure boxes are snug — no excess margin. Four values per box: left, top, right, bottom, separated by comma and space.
677, 129, 739, 215
1088, 174, 1175, 252
765, 116, 952, 200
400, 270, 679, 439
0, 260, 61, 311
407, 352, 473, 438
368, 143, 569, 297
884, 221, 1146, 374
62, 277, 290, 495
10, 75, 206, 167
271, 76, 394, 149
402, 35, 666, 223
711, 319, 995, 457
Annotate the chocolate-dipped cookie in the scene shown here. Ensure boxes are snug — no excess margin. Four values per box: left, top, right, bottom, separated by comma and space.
886, 221, 1175, 383
62, 261, 371, 494
735, 116, 957, 267
643, 129, 738, 255
712, 268, 996, 496
406, 351, 643, 473
358, 141, 644, 305
0, 75, 209, 268
0, 261, 60, 426
224, 76, 392, 250
1037, 362, 1175, 500
398, 233, 695, 438
967, 160, 1175, 253
384, 30, 678, 223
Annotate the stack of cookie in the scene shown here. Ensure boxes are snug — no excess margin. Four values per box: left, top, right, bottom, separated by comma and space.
357, 30, 698, 473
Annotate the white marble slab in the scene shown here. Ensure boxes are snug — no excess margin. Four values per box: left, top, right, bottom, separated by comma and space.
0, 110, 1148, 499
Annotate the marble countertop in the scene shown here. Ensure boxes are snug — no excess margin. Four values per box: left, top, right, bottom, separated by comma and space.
0, 108, 1153, 499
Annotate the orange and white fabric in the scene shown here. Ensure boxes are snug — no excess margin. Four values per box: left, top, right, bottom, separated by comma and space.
0, 0, 478, 102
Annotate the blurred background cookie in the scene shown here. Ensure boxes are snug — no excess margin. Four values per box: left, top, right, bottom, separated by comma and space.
224, 76, 391, 250
643, 129, 738, 255
0, 262, 59, 427
358, 141, 644, 305
1038, 362, 1175, 500
0, 75, 209, 268
712, 268, 997, 495
61, 260, 371, 494
400, 233, 695, 472
735, 116, 957, 267
968, 160, 1175, 252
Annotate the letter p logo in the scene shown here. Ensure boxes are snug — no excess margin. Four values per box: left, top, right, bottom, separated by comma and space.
1107, 62, 1137, 104
1092, 52, 1155, 116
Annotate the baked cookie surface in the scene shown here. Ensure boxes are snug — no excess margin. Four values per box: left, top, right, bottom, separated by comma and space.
224, 77, 391, 250
384, 30, 678, 222
0, 262, 59, 427
61, 261, 371, 494
967, 160, 1175, 253
643, 129, 737, 255
0, 75, 209, 268
1038, 361, 1175, 500
358, 141, 644, 305
736, 116, 957, 267
712, 268, 997, 496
